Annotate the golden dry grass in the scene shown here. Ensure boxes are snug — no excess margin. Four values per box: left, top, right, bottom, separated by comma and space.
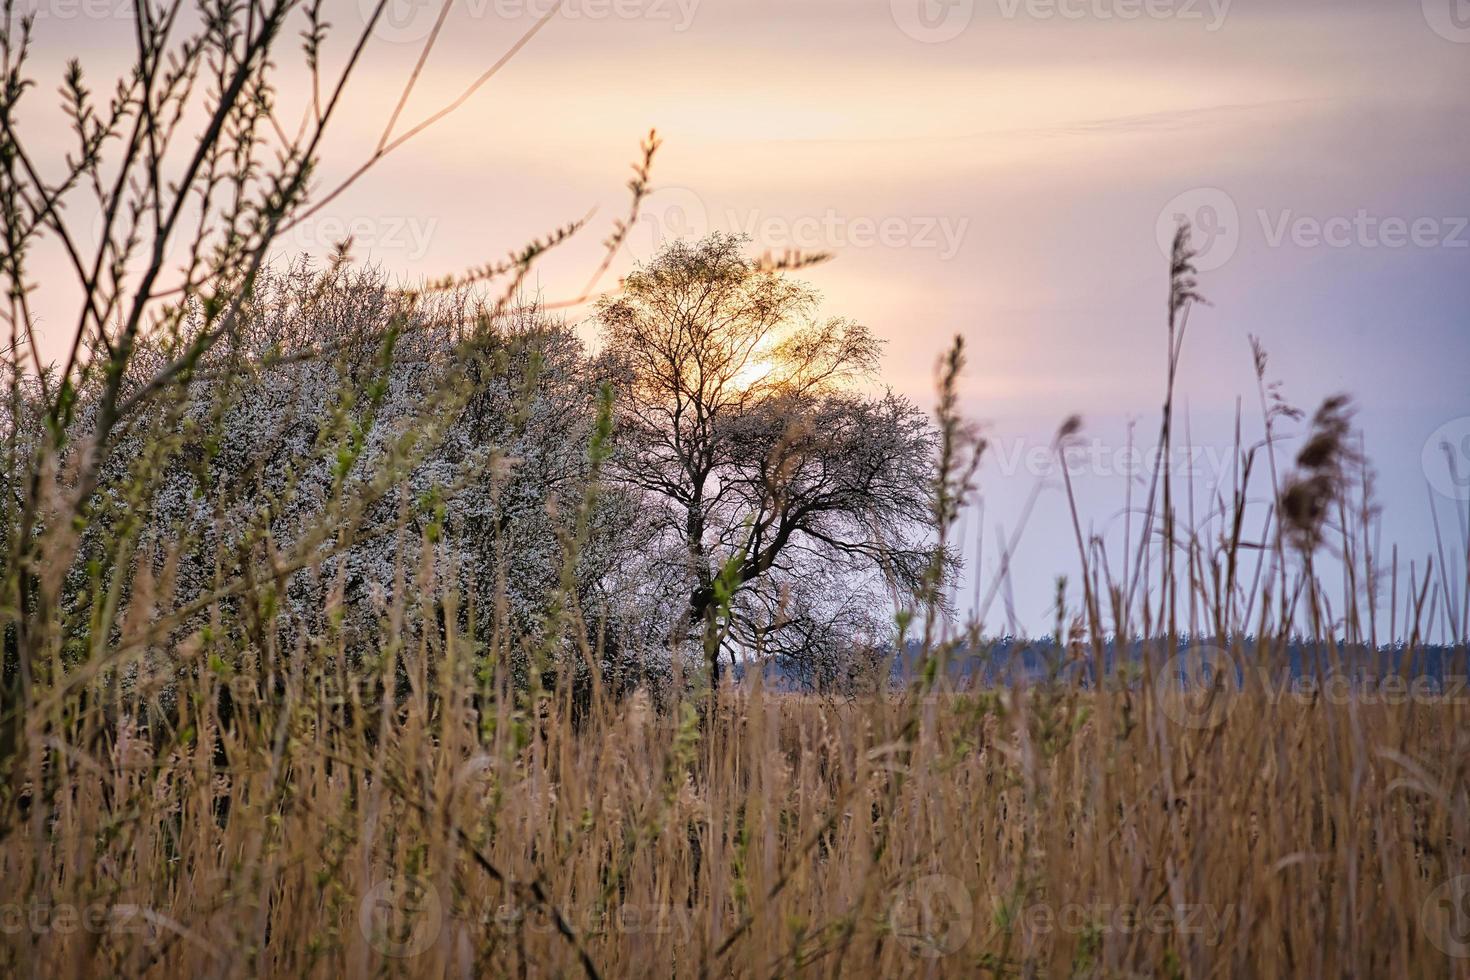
4, 647, 1468, 977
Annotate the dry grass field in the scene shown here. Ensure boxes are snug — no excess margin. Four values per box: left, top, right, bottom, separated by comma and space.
4, 650, 1469, 977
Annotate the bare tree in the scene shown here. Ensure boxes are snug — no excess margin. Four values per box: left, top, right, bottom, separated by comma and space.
596, 233, 938, 689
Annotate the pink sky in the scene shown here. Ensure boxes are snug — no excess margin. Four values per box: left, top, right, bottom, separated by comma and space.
14, 0, 1470, 634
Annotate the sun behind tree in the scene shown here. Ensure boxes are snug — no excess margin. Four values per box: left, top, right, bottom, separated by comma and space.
596, 233, 939, 690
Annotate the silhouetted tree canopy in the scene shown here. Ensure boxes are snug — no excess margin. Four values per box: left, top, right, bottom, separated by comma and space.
597, 233, 938, 687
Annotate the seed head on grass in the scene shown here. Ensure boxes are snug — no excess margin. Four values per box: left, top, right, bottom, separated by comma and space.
1281, 394, 1360, 555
